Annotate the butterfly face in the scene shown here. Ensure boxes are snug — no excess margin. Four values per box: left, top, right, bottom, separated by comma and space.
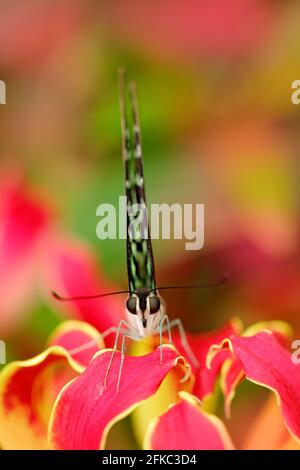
126, 288, 164, 336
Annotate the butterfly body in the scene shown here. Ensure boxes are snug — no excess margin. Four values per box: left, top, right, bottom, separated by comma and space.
52, 70, 226, 385
119, 70, 165, 336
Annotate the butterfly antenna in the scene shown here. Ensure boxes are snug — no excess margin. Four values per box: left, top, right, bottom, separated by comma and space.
52, 290, 131, 302
152, 273, 230, 293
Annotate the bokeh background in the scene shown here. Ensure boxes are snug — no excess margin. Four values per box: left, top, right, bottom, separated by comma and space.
0, 0, 300, 449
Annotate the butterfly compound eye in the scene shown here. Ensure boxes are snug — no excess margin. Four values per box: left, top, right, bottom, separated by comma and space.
149, 296, 160, 314
126, 296, 137, 314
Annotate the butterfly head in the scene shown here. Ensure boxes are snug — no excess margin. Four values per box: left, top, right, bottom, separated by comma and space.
126, 287, 164, 334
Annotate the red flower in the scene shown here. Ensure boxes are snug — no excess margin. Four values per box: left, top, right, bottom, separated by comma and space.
42, 236, 124, 342
0, 174, 123, 339
0, 317, 299, 449
0, 175, 50, 333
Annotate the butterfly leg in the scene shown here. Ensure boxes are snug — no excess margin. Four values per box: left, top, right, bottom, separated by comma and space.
168, 318, 199, 368
116, 331, 141, 392
101, 320, 136, 393
67, 325, 130, 358
158, 314, 172, 364
67, 338, 103, 357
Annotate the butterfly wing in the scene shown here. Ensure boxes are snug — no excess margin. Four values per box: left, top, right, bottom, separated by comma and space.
118, 70, 156, 293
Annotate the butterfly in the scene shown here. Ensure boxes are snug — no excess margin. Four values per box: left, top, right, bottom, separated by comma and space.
53, 69, 227, 391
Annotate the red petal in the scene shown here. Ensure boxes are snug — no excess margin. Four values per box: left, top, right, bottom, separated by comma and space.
208, 321, 293, 417
0, 347, 79, 449
45, 237, 123, 343
0, 176, 50, 332
48, 320, 104, 369
220, 357, 244, 418
49, 346, 191, 449
212, 331, 300, 442
146, 392, 234, 450
173, 319, 241, 400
